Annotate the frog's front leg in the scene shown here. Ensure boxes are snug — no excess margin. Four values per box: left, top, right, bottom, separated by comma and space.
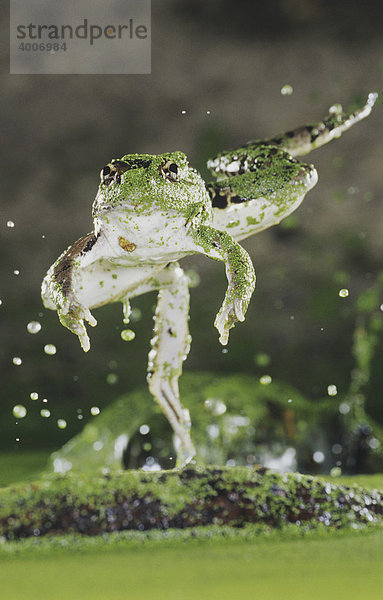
41, 233, 100, 352
190, 225, 256, 345
143, 263, 195, 466
42, 232, 163, 352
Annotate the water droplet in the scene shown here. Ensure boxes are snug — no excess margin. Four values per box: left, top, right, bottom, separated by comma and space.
15, 438, 20, 442
13, 270, 20, 276
254, 352, 271, 367
332, 443, 342, 454
207, 424, 220, 439
12, 357, 22, 366
185, 270, 200, 288
260, 375, 272, 385
380, 304, 383, 312
130, 307, 142, 322
204, 398, 227, 416
313, 450, 325, 464
13, 405, 27, 418
42, 398, 48, 403
339, 402, 350, 415
330, 466, 342, 477
53, 458, 72, 473
288, 398, 293, 404
181, 109, 187, 114
121, 329, 135, 341
142, 458, 161, 472
348, 186, 358, 195
106, 373, 119, 385
93, 441, 103, 451
327, 384, 338, 396
206, 110, 211, 115
339, 288, 349, 298
77, 414, 83, 420
7, 221, 15, 228
90, 406, 100, 416
281, 84, 293, 96
139, 424, 150, 435
369, 437, 380, 449
0, 300, 2, 306
40, 409, 51, 418
44, 344, 56, 355
30, 392, 38, 400
27, 321, 42, 334
57, 419, 67, 429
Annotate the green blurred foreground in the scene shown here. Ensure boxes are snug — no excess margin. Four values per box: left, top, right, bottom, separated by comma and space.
0, 452, 382, 599
0, 528, 382, 600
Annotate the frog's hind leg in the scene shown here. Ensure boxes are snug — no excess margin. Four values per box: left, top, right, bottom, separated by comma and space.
127, 262, 195, 467
207, 93, 377, 180
258, 92, 378, 158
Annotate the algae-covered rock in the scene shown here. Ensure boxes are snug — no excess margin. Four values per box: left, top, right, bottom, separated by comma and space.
49, 372, 383, 475
0, 467, 382, 541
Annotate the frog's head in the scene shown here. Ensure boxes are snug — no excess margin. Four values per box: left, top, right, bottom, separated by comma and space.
92, 151, 210, 221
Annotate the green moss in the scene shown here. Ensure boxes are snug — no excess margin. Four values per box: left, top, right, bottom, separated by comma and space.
0, 466, 381, 541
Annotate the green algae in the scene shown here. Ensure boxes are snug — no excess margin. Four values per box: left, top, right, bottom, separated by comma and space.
0, 466, 381, 541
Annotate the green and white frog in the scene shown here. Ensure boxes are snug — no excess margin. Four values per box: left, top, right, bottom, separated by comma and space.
41, 93, 377, 466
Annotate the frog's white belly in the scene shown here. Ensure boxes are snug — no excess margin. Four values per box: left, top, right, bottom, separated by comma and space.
94, 210, 196, 266
75, 211, 197, 309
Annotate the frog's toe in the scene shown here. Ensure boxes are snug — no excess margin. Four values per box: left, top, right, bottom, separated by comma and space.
214, 307, 231, 346
58, 307, 92, 352
83, 307, 97, 328
78, 328, 91, 352
70, 319, 91, 352
234, 298, 246, 322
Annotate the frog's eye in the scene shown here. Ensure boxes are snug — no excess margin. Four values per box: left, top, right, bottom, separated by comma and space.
100, 160, 129, 185
160, 160, 179, 182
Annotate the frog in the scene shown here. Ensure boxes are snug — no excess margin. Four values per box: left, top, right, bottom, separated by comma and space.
41, 93, 377, 466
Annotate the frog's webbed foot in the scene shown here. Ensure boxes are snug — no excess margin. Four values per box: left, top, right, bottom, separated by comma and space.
144, 263, 196, 466
190, 225, 256, 346
263, 92, 378, 158
215, 296, 246, 346
58, 299, 97, 352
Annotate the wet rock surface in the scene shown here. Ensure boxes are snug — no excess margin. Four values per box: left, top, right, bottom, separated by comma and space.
0, 467, 382, 540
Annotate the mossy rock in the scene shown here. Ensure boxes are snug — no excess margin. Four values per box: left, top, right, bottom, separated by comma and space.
49, 372, 383, 474
0, 466, 382, 541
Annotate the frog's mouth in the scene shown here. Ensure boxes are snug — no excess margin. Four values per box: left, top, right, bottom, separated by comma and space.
305, 165, 318, 191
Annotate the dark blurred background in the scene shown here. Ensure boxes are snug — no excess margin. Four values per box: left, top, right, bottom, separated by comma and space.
1, 0, 383, 464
